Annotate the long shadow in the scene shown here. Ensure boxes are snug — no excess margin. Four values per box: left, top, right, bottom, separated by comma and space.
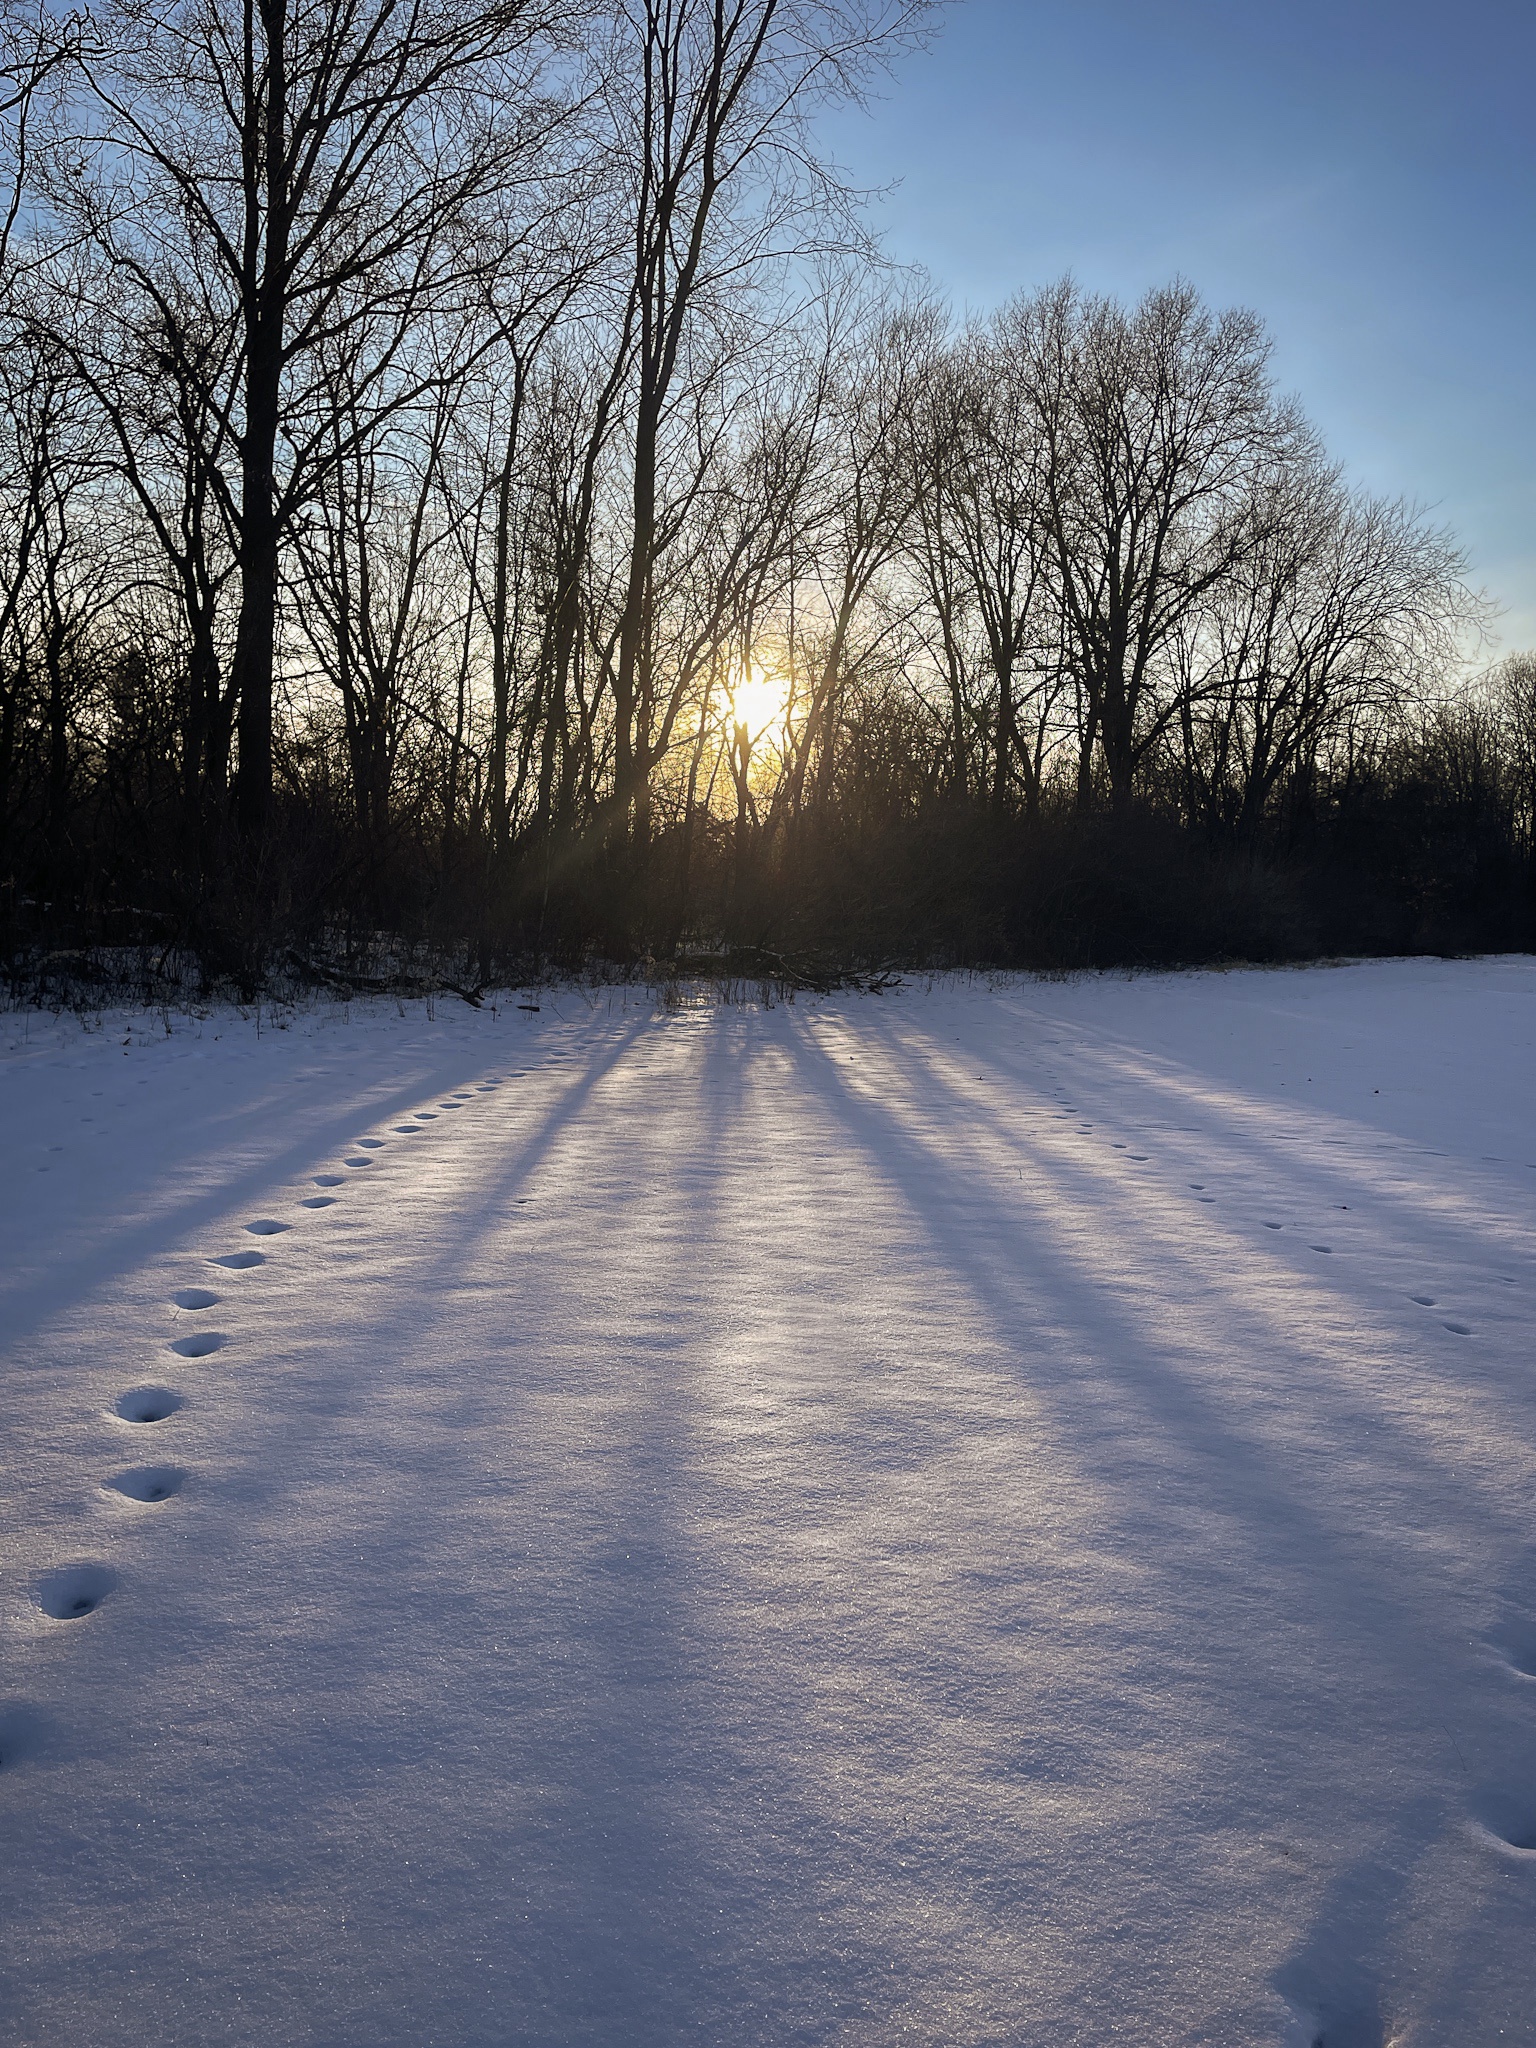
856, 1001, 1536, 1404
763, 1009, 1536, 2031
8, 999, 1529, 2043
974, 996, 1536, 1265
777, 1007, 1529, 1689
146, 1007, 840, 2043
455, 1008, 1055, 2043
175, 1006, 656, 1504
0, 1010, 743, 2043
0, 1027, 565, 1355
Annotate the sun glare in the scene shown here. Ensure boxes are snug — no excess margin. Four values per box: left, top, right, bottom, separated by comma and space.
728, 660, 790, 737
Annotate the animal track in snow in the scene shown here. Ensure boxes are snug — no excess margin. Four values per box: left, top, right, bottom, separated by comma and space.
106, 1465, 185, 1503
169, 1331, 226, 1358
1490, 1620, 1536, 1678
1409, 1294, 1436, 1306
1262, 1221, 1283, 1230
354, 1138, 385, 1148
1475, 1790, 1536, 1855
301, 1196, 336, 1209
172, 1288, 218, 1311
413, 1112, 438, 1121
1310, 1244, 1334, 1254
1277, 1961, 1387, 2048
1283, 2005, 1386, 2048
210, 1250, 265, 1269
37, 1564, 117, 1620
1442, 1321, 1472, 1336
313, 1173, 345, 1187
343, 1156, 373, 1167
1189, 1183, 1205, 1190
1128, 1153, 1149, 1161
116, 1387, 182, 1423
244, 1219, 289, 1236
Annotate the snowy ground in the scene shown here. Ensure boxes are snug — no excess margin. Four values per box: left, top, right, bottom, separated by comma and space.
3, 959, 1536, 2047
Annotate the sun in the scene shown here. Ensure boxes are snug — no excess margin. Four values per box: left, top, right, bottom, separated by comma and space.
728, 659, 789, 738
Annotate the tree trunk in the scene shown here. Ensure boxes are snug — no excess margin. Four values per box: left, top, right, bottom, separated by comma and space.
233, 0, 287, 843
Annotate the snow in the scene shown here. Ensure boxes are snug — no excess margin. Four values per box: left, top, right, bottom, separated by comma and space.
2, 959, 1536, 2046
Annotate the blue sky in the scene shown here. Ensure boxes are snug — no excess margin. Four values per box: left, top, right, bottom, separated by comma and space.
822, 0, 1536, 654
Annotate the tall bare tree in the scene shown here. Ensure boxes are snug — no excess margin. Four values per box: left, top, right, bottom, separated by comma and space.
598, 0, 933, 840
1007, 279, 1300, 810
55, 0, 567, 836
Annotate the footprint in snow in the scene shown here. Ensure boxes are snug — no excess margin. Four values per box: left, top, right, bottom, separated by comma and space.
1442, 1321, 1472, 1336
36, 1564, 117, 1620
116, 1387, 183, 1424
354, 1138, 385, 1149
1310, 1244, 1334, 1254
1409, 1294, 1436, 1305
393, 1125, 421, 1134
1128, 1153, 1149, 1161
413, 1112, 438, 1121
313, 1174, 345, 1187
343, 1156, 373, 1167
301, 1196, 336, 1209
210, 1250, 265, 1269
169, 1331, 226, 1358
1490, 1619, 1536, 1679
244, 1219, 289, 1236
106, 1465, 185, 1504
172, 1288, 218, 1311
1262, 1222, 1283, 1230
1283, 2004, 1386, 2048
1276, 1961, 1387, 2048
1473, 1789, 1536, 1856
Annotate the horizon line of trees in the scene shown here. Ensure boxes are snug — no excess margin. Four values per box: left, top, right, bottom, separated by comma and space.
1, 0, 1532, 980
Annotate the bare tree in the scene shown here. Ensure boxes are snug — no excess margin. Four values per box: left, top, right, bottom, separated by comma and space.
902, 314, 1065, 814
1007, 278, 1300, 810
758, 291, 929, 831
53, 0, 568, 837
0, 3, 78, 278
597, 0, 934, 840
1492, 651, 1536, 860
1178, 461, 1472, 838
0, 316, 117, 870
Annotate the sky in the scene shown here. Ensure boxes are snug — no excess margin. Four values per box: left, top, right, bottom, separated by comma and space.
821, 0, 1536, 657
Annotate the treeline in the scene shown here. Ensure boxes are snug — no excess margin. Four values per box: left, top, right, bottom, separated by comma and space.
0, 0, 1531, 992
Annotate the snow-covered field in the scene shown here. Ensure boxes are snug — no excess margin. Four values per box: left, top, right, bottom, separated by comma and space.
3, 960, 1536, 2047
